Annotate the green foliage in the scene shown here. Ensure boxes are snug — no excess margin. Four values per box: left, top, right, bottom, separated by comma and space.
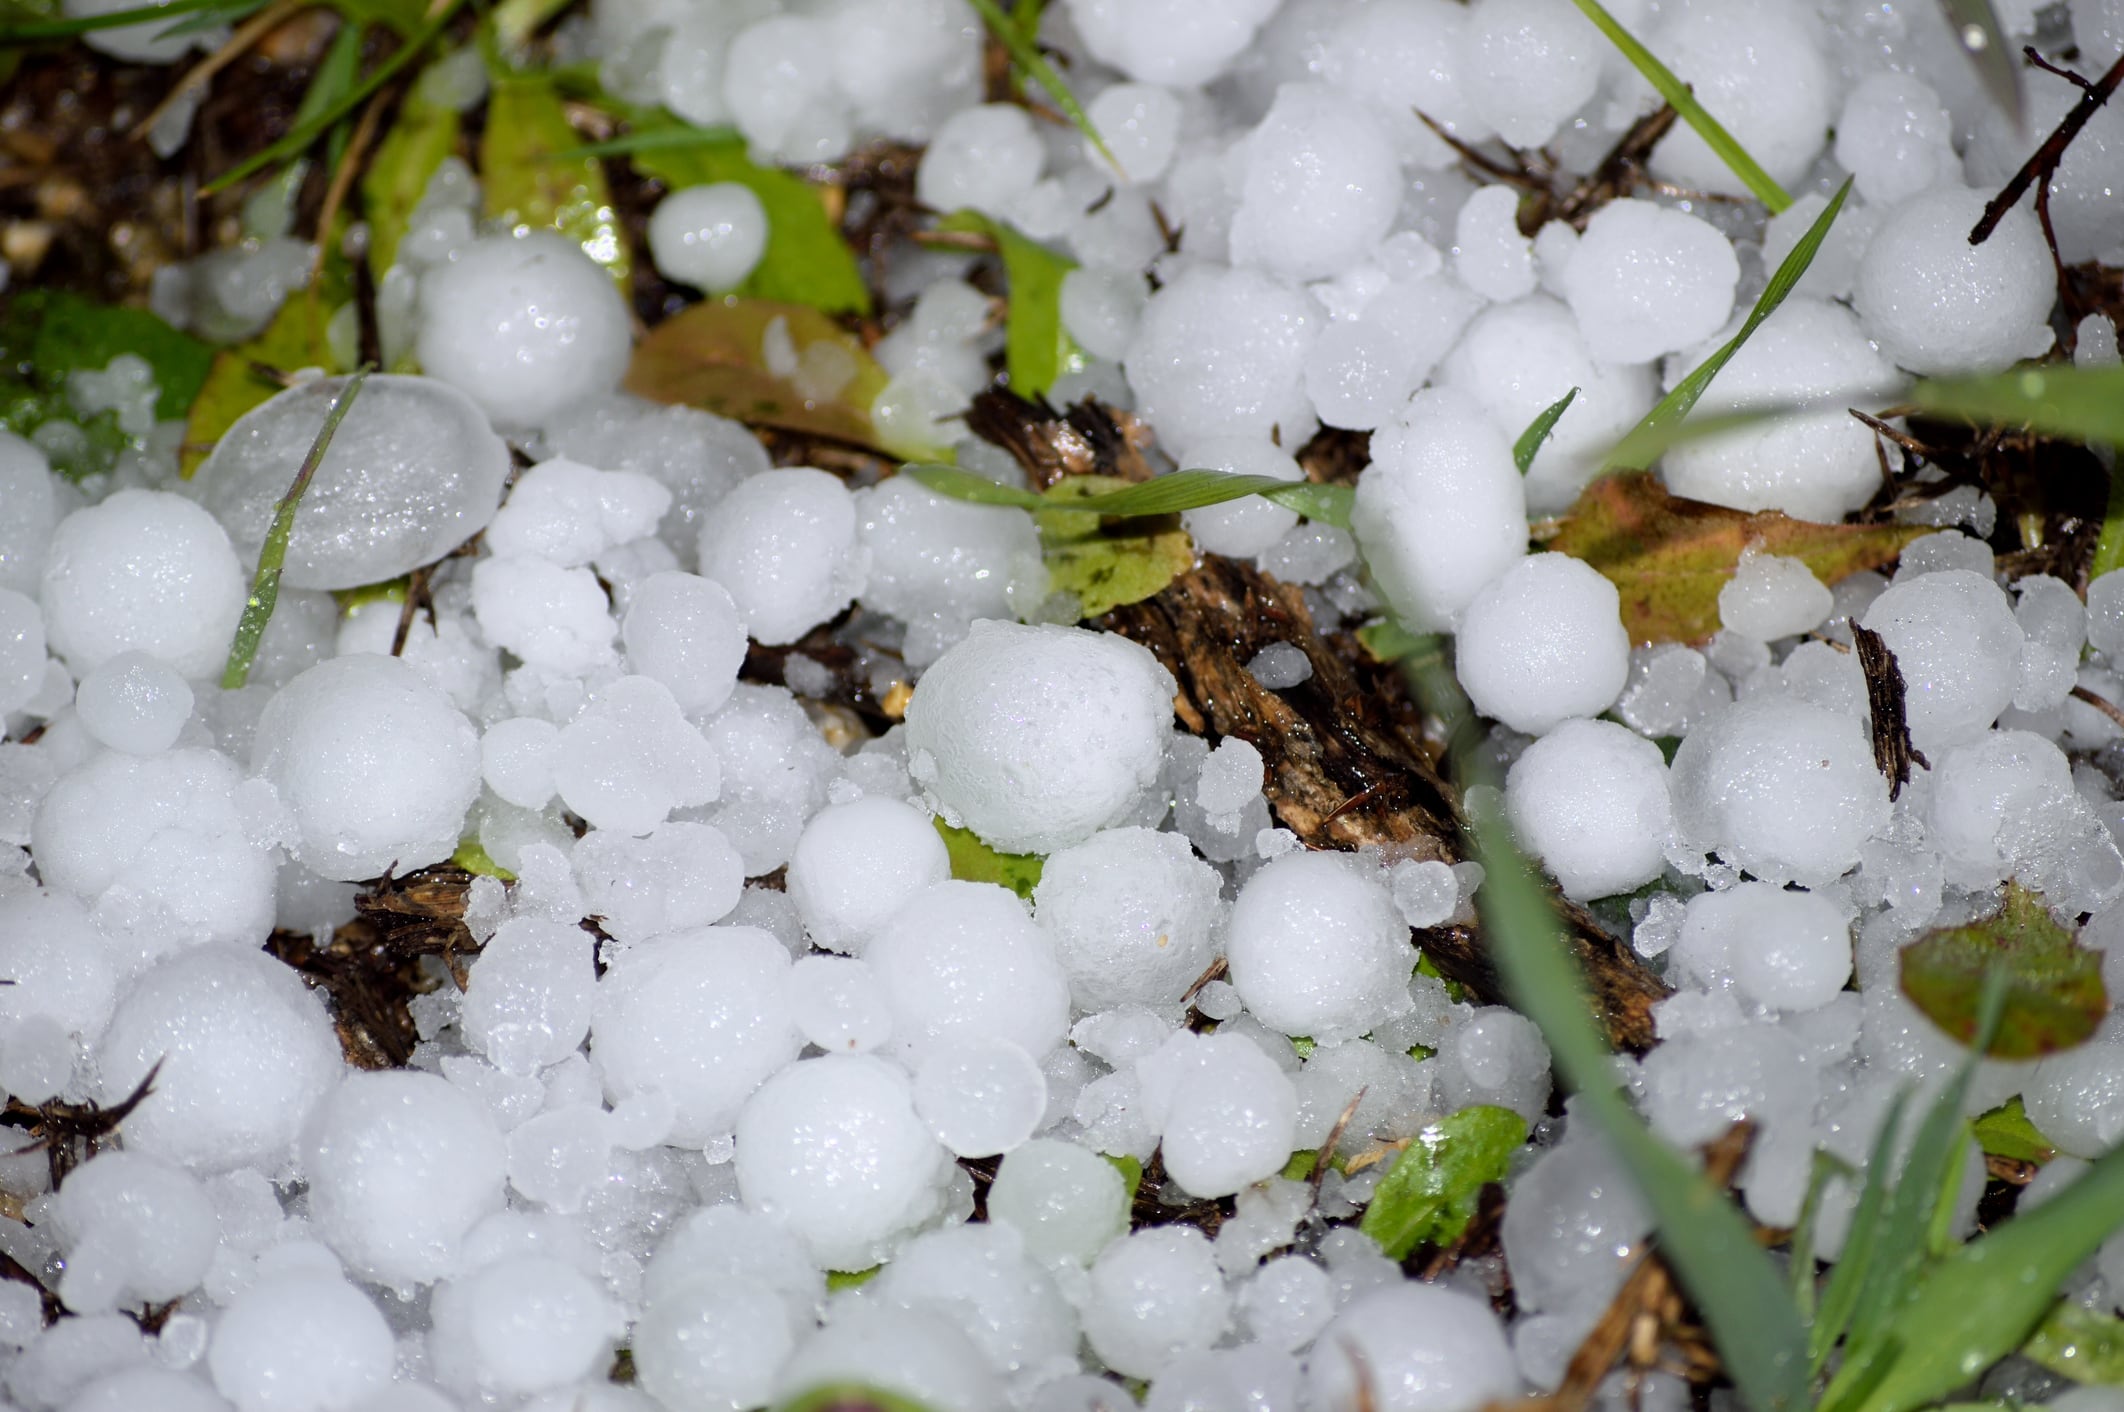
932, 817, 1044, 899
936, 210, 1081, 397
0, 291, 213, 479
1358, 1105, 1527, 1260
450, 837, 516, 881
1900, 884, 2107, 1059
961, 0, 1116, 171
1911, 365, 2124, 450
1513, 387, 1579, 475
0, 0, 250, 43
776, 1385, 938, 1412
824, 1266, 880, 1291
2023, 1299, 2124, 1384
361, 65, 460, 280
1973, 1097, 2057, 1166
1104, 1153, 1143, 1205
482, 70, 629, 286
904, 464, 1355, 528
1037, 474, 1195, 618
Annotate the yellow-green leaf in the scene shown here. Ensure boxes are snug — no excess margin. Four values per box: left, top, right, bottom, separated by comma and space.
1037, 474, 1194, 619
1358, 1105, 1527, 1260
1974, 1097, 2058, 1166
451, 836, 516, 881
933, 817, 1043, 900
1900, 883, 2108, 1060
360, 69, 459, 280
181, 255, 354, 478
2024, 1299, 2124, 1384
936, 209, 1081, 397
776, 1386, 939, 1412
481, 71, 628, 288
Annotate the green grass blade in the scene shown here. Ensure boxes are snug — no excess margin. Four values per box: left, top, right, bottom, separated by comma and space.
1602, 177, 1851, 472
222, 369, 371, 689
905, 464, 1357, 528
2094, 468, 2124, 584
1908, 365, 2124, 448
1939, 0, 2023, 127
1564, 0, 1792, 212
1810, 1089, 1912, 1373
936, 210, 1082, 396
962, 0, 1118, 172
1513, 387, 1579, 474
550, 123, 742, 163
0, 0, 237, 42
2021, 1298, 2124, 1382
1789, 1148, 1857, 1323
904, 464, 1047, 509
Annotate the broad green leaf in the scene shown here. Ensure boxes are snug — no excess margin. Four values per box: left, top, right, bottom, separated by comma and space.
1565, 0, 1792, 212
1037, 474, 1195, 618
905, 464, 1355, 527
1939, 0, 2023, 126
2024, 1299, 2124, 1384
628, 120, 870, 315
1900, 884, 2107, 1060
1544, 471, 1928, 643
1910, 365, 2124, 449
360, 69, 459, 279
1974, 1097, 2058, 1166
1105, 1153, 1143, 1205
0, 292, 210, 480
181, 248, 355, 478
1603, 179, 1850, 471
776, 1385, 940, 1412
1513, 387, 1579, 475
451, 836, 516, 881
1358, 1105, 1526, 1259
482, 71, 629, 287
936, 210, 1081, 397
961, 0, 1116, 171
933, 817, 1043, 899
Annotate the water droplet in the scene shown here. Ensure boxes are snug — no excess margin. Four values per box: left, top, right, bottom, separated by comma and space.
1962, 22, 1990, 50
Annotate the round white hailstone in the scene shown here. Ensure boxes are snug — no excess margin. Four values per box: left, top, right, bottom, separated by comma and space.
2027, 1038, 2124, 1158
1562, 200, 1739, 366
1834, 72, 1956, 208
1175, 439, 1304, 560
470, 555, 618, 674
1860, 570, 2023, 756
1643, 0, 1831, 196
1226, 851, 1415, 1043
734, 1053, 954, 1271
1505, 718, 1673, 901
429, 1255, 620, 1397
0, 429, 56, 595
461, 917, 596, 1076
1456, 0, 1599, 148
785, 795, 952, 954
63, 0, 207, 62
0, 890, 115, 1043
1853, 186, 2056, 375
96, 947, 340, 1174
903, 621, 1176, 855
986, 1137, 1129, 1264
1081, 1227, 1231, 1380
1032, 826, 1223, 1010
415, 232, 631, 429
1320, 0, 1491, 167
1925, 729, 2075, 877
552, 675, 721, 836
648, 183, 770, 292
68, 1367, 234, 1412
853, 476, 1043, 664
915, 104, 1045, 219
1064, 0, 1278, 86
872, 1222, 1078, 1376
0, 587, 46, 716
593, 925, 801, 1146
1454, 185, 1537, 303
251, 654, 480, 881
720, 15, 848, 164
1087, 83, 1183, 184
642, 1201, 824, 1314
1124, 264, 1318, 455
1437, 296, 1656, 515
1237, 1257, 1337, 1352
1229, 85, 1402, 284
196, 376, 509, 590
621, 571, 749, 715
1499, 1132, 1650, 1313
208, 1270, 394, 1412
696, 467, 866, 646
1307, 1283, 1519, 1412
1304, 274, 1487, 434
1059, 268, 1150, 362
1659, 297, 1904, 523
1148, 1033, 1300, 1198
481, 716, 560, 810
73, 651, 192, 755
1454, 553, 1631, 735
574, 821, 744, 942
1697, 883, 1851, 1012
1717, 551, 1835, 641
865, 880, 1071, 1065
485, 457, 671, 569
913, 1038, 1048, 1157
51, 1150, 216, 1314
2017, 574, 2086, 712
633, 1280, 804, 1412
777, 1304, 1003, 1412
1436, 1007, 1552, 1121
304, 1071, 508, 1289
1351, 389, 1528, 631
39, 489, 245, 680
1668, 696, 1890, 886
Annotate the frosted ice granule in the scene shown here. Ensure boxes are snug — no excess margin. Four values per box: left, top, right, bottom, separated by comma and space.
1854, 186, 2055, 376
1506, 718, 1673, 901
1226, 851, 1414, 1043
649, 183, 770, 292
1454, 553, 1630, 735
1563, 199, 1739, 367
40, 489, 245, 680
696, 467, 867, 647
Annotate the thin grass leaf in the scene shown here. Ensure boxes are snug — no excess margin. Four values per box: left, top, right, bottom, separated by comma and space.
1513, 387, 1579, 474
1908, 364, 2124, 448
550, 123, 742, 163
907, 463, 1357, 527
1940, 0, 2023, 128
0, 0, 236, 42
1564, 0, 1793, 212
1811, 1089, 1913, 1373
936, 210, 1082, 396
152, 0, 268, 40
1603, 177, 1851, 471
222, 369, 370, 689
903, 464, 1046, 509
1789, 1148, 1856, 1323
962, 0, 1118, 171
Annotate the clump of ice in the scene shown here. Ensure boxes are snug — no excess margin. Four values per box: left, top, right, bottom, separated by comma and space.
1226, 850, 1414, 1043
1860, 569, 2023, 756
1670, 882, 1852, 1012
1319, 0, 1490, 167
1457, 0, 1599, 149
854, 476, 1043, 664
552, 675, 721, 835
987, 1136, 1129, 1264
461, 915, 596, 1075
916, 104, 1046, 219
1853, 186, 2056, 375
1305, 1282, 1521, 1412
1230, 85, 1401, 283
1064, 0, 1280, 86
1506, 718, 1673, 901
73, 651, 193, 755
649, 183, 770, 292
1081, 1226, 1231, 1378
545, 395, 771, 565
1835, 72, 1957, 207
1125, 264, 1317, 454
697, 467, 868, 646
1563, 199, 1739, 367
1034, 826, 1222, 1009
41, 489, 246, 680
1176, 439, 1304, 559
1086, 83, 1183, 184
1139, 1030, 1299, 1197
1717, 550, 1835, 641
1642, 0, 1831, 196
866, 880, 1071, 1065
486, 456, 671, 569
1455, 552, 1631, 735
50, 1150, 216, 1314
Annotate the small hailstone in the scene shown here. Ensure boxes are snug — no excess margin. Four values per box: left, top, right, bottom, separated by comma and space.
1644, 0, 1831, 196
67, 1368, 232, 1412
2080, 313, 2122, 367
1761, 192, 1881, 302
207, 1268, 395, 1412
1247, 642, 1312, 689
1033, 826, 1223, 1010
0, 588, 44, 716
1563, 200, 1739, 366
1860, 569, 2023, 756
1834, 71, 1956, 207
574, 820, 743, 941
697, 467, 867, 646
915, 103, 1045, 219
1389, 859, 1459, 928
460, 916, 596, 1076
1226, 850, 1415, 1043
593, 925, 801, 1146
1139, 1031, 1300, 1198
1320, 0, 1489, 167
788, 954, 893, 1053
648, 183, 769, 292
1198, 737, 1265, 817
720, 15, 850, 164
0, 431, 54, 596
1229, 85, 1402, 283
416, 232, 632, 429
778, 1305, 1003, 1412
1633, 892, 1686, 958
1454, 186, 1537, 302
634, 1280, 805, 1412
904, 620, 1176, 855
1124, 264, 1318, 455
1435, 1005, 1551, 1121
2015, 574, 2086, 712
871, 1222, 1077, 1378
40, 489, 246, 680
1311, 1283, 1521, 1412
251, 654, 480, 881
735, 1052, 954, 1271
429, 1253, 622, 1397
485, 457, 671, 569
1081, 1226, 1232, 1379
1087, 83, 1183, 183
1059, 268, 1149, 362
1506, 718, 1673, 901
1670, 882, 1852, 1013
784, 795, 951, 955
2026, 1038, 2124, 1158
620, 570, 748, 716
1925, 729, 2074, 877
473, 556, 619, 674
853, 476, 1043, 665
74, 650, 193, 755
553, 675, 721, 836
2092, 570, 2124, 660
481, 716, 559, 810
1717, 551, 1834, 642
1853, 186, 2055, 375
866, 880, 1072, 1065
1501, 1131, 1651, 1313
1456, 0, 1599, 149
51, 1150, 217, 1314
913, 1038, 1049, 1157
1455, 553, 1631, 735
985, 1138, 1129, 1266
96, 947, 341, 1174
1175, 438, 1303, 560
1063, 0, 1279, 87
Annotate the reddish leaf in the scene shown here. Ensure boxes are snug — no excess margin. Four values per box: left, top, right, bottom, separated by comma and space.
1900, 883, 2108, 1060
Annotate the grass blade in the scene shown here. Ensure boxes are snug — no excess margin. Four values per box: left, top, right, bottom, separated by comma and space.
1810, 1089, 1912, 1373
1939, 0, 2023, 128
905, 464, 1357, 528
550, 123, 742, 163
1789, 1148, 1857, 1323
936, 210, 1082, 396
0, 0, 238, 42
1513, 387, 1579, 474
222, 369, 370, 689
1564, 0, 1793, 212
903, 464, 1046, 509
1907, 365, 2124, 448
1602, 176, 1852, 472
962, 0, 1118, 172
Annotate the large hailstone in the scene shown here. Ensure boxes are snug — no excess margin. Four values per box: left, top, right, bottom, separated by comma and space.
1505, 718, 1673, 901
1062, 0, 1280, 87
904, 621, 1177, 855
1454, 553, 1631, 736
1562, 199, 1739, 366
865, 880, 1071, 1067
1124, 264, 1318, 455
39, 489, 246, 680
1307, 1283, 1520, 1412
1225, 851, 1415, 1044
1853, 186, 2056, 376
1033, 826, 1224, 1010
697, 467, 868, 646
1643, 0, 1832, 197
195, 375, 510, 590
1228, 84, 1403, 284
1860, 569, 2024, 756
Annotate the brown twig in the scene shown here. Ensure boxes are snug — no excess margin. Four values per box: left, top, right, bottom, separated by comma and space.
310, 84, 391, 281
130, 0, 305, 143
1311, 1086, 1369, 1202
1971, 47, 2124, 245
1853, 623, 1928, 800
388, 565, 430, 657
2073, 683, 2124, 732
1414, 109, 1541, 190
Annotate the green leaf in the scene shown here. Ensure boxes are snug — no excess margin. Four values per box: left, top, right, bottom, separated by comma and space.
1603, 178, 1849, 471
1974, 1097, 2058, 1166
450, 836, 516, 881
935, 210, 1081, 397
1564, 0, 1792, 212
15, 291, 213, 421
0, 0, 241, 42
1900, 884, 2108, 1060
627, 119, 870, 315
1355, 619, 1430, 665
776, 1385, 939, 1412
181, 249, 355, 478
1037, 474, 1196, 618
481, 71, 629, 288
554, 123, 740, 162
334, 0, 425, 38
1939, 0, 2023, 126
933, 817, 1044, 900
360, 68, 460, 280
2094, 466, 2124, 586
1358, 1105, 1527, 1260
2024, 1299, 2124, 1384
904, 464, 1355, 527
1105, 1153, 1143, 1205
824, 1266, 880, 1291
1910, 365, 2124, 449
1281, 1149, 1319, 1182
1513, 387, 1579, 475
961, 0, 1117, 172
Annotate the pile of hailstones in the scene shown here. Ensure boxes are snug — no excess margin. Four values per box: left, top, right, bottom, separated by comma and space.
14, 0, 2124, 1408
